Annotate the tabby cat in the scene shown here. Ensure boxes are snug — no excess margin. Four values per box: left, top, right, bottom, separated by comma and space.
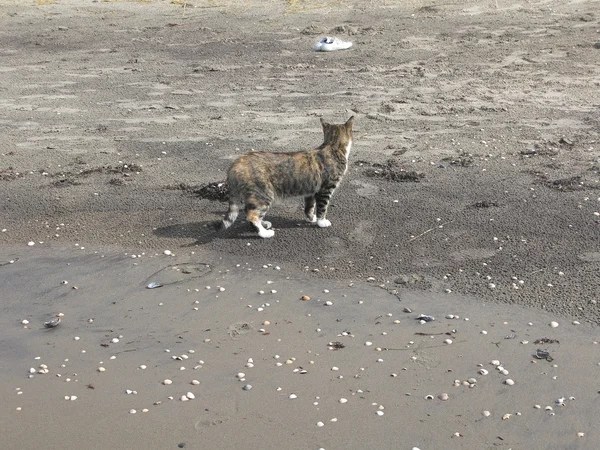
221, 116, 355, 238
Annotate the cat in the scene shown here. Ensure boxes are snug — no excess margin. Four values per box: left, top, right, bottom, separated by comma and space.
221, 116, 355, 238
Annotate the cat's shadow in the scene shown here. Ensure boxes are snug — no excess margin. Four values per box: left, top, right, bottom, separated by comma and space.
153, 216, 311, 246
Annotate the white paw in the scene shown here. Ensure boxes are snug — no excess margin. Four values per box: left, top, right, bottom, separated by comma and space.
305, 215, 317, 223
258, 229, 275, 238
316, 218, 332, 228
262, 221, 272, 230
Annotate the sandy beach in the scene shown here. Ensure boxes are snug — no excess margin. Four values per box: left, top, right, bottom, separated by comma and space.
1, 0, 599, 449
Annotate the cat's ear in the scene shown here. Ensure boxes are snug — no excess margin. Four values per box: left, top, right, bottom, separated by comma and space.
345, 116, 355, 128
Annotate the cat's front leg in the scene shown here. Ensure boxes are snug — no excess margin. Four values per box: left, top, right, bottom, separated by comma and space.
315, 185, 335, 228
304, 195, 317, 223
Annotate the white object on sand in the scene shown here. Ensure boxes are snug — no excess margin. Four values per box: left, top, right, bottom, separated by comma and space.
314, 36, 353, 52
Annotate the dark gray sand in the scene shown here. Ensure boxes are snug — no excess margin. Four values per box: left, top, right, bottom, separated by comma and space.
1, 0, 600, 448
2, 244, 599, 450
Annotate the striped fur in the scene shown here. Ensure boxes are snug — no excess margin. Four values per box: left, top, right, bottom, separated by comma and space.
222, 116, 355, 238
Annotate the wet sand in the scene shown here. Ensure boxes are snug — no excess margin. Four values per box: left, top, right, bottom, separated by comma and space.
2, 244, 599, 449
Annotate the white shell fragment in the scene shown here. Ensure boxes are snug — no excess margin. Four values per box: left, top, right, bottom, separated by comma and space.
44, 317, 61, 328
504, 379, 515, 386
550, 321, 559, 328
163, 379, 173, 385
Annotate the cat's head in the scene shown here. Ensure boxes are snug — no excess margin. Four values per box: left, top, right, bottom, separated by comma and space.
320, 116, 354, 147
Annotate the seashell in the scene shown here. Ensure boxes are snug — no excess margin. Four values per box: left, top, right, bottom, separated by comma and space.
479, 369, 489, 375
504, 379, 515, 386
301, 295, 311, 301
186, 392, 195, 400
163, 379, 173, 385
147, 282, 162, 289
425, 395, 434, 400
416, 314, 434, 322
438, 393, 449, 401
482, 410, 491, 417
242, 384, 252, 391
44, 317, 61, 328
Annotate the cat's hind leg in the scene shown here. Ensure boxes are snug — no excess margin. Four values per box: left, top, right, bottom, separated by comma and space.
246, 202, 274, 238
222, 201, 239, 229
304, 195, 317, 223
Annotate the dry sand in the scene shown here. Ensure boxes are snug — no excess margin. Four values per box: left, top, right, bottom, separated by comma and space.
1, 0, 600, 449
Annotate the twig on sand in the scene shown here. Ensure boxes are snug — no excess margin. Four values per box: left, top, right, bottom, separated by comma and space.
408, 221, 454, 242
381, 340, 465, 351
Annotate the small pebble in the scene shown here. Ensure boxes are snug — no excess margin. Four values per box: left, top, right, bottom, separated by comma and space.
438, 393, 449, 401
129, 409, 136, 414
316, 421, 324, 427
242, 384, 252, 391
482, 410, 491, 417
550, 321, 559, 328
163, 379, 172, 385
504, 379, 515, 386
191, 380, 200, 385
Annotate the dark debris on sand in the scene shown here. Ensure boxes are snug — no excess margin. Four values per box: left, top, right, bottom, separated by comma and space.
168, 181, 230, 202
360, 159, 425, 182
